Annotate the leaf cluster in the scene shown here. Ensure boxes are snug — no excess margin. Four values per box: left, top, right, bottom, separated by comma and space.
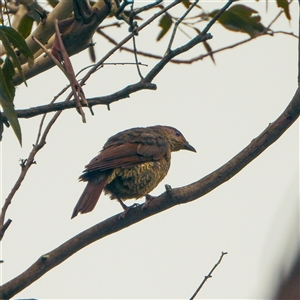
0, 26, 33, 144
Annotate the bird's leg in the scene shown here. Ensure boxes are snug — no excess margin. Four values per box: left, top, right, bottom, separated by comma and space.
142, 194, 156, 210
117, 198, 139, 219
117, 197, 128, 211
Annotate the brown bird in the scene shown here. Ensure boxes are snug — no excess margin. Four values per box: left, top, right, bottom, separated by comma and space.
71, 125, 196, 218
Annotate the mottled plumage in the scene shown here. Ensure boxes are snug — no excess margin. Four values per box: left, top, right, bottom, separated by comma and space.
71, 125, 196, 218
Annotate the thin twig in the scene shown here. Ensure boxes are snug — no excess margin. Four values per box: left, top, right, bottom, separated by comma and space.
0, 102, 66, 240
0, 64, 75, 240
0, 68, 76, 241
133, 0, 163, 16
267, 0, 294, 28
268, 8, 284, 28
202, 0, 235, 35
132, 34, 143, 79
129, 0, 144, 79
189, 252, 228, 300
79, 0, 182, 86
166, 0, 199, 54
98, 21, 123, 29
272, 30, 297, 38
97, 25, 296, 65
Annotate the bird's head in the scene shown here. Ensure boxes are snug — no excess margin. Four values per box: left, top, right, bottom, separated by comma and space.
160, 126, 196, 153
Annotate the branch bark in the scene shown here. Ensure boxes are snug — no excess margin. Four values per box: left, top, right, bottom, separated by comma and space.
1, 85, 299, 299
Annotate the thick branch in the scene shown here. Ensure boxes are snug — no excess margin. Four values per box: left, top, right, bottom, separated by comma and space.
1, 86, 299, 299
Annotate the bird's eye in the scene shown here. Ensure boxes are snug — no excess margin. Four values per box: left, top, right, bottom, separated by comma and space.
175, 131, 181, 137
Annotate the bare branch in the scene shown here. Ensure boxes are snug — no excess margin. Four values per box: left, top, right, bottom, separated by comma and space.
78, 0, 183, 86
0, 85, 74, 241
201, 0, 235, 35
190, 252, 228, 300
10, 29, 211, 120
129, 1, 144, 79
166, 0, 199, 54
267, 0, 294, 29
132, 34, 144, 79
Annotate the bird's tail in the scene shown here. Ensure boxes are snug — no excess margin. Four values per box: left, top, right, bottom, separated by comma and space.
71, 178, 108, 219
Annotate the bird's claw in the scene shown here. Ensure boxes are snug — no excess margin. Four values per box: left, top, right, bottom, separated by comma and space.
118, 203, 140, 219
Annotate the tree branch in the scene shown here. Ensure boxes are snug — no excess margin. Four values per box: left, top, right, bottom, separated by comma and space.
190, 252, 228, 300
11, 0, 296, 119
12, 0, 111, 85
1, 85, 299, 299
12, 32, 213, 119
0, 1, 74, 58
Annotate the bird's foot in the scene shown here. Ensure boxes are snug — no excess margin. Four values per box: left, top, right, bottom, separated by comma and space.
118, 203, 140, 219
142, 194, 156, 210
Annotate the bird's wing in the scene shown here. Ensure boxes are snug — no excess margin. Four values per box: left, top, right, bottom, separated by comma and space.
84, 141, 168, 172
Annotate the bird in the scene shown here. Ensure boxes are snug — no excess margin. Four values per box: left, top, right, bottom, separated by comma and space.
71, 125, 196, 219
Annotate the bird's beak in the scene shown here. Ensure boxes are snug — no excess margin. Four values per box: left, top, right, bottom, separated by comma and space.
183, 142, 196, 152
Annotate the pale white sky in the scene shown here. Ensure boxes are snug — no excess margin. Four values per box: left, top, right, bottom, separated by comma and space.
1, 1, 299, 299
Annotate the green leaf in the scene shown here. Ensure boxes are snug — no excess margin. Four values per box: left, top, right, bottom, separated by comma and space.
203, 41, 215, 64
209, 4, 266, 37
182, 0, 191, 9
0, 26, 34, 64
276, 0, 291, 20
157, 14, 172, 41
2, 58, 16, 99
0, 26, 33, 86
0, 28, 27, 85
0, 67, 22, 145
228, 5, 258, 17
47, 0, 59, 8
18, 15, 34, 39
193, 27, 215, 64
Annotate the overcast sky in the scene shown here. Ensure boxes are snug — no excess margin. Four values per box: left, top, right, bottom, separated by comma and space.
1, 1, 299, 299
